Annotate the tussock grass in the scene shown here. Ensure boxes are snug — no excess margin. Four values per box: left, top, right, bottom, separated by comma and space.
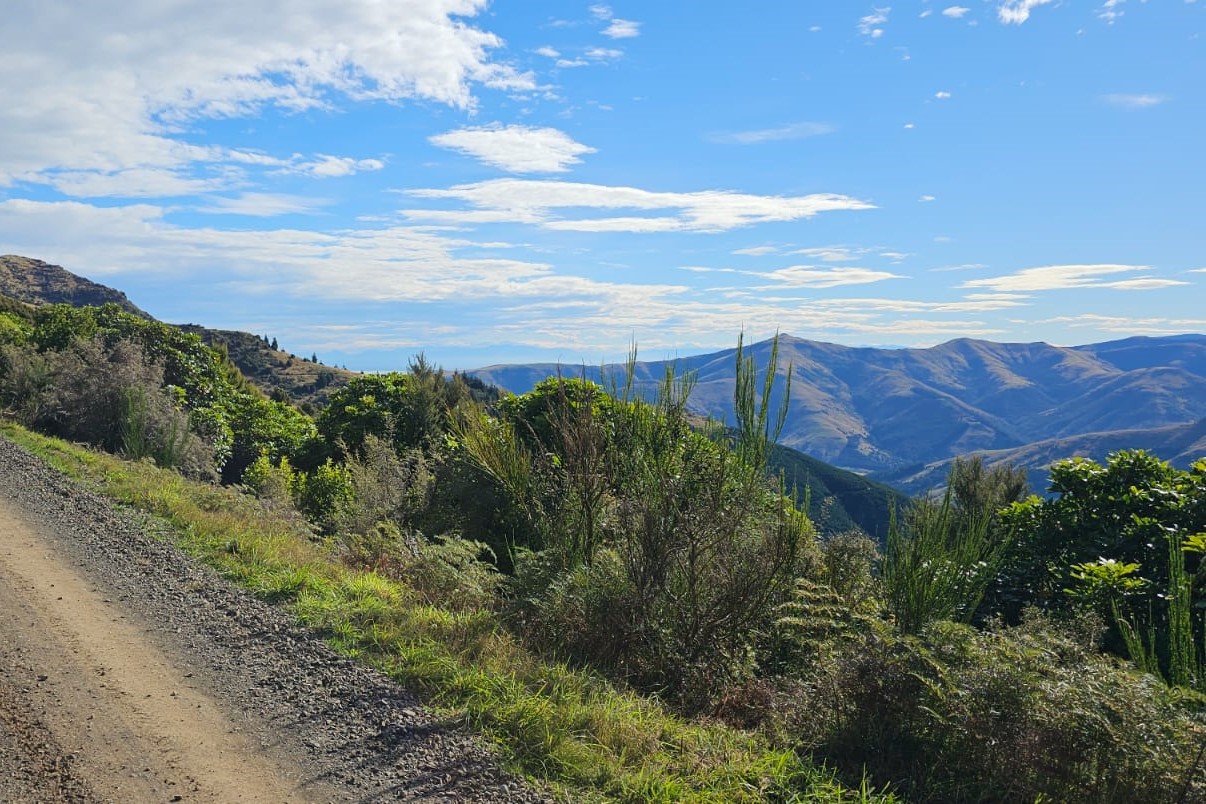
2, 422, 891, 802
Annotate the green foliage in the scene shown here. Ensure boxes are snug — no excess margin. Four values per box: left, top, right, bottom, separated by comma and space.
792, 612, 1206, 803
219, 391, 316, 483
318, 354, 463, 458
292, 458, 354, 533
998, 451, 1206, 684
339, 435, 433, 536
884, 485, 1001, 634
465, 338, 816, 709
0, 311, 31, 345
732, 330, 792, 472
240, 452, 298, 507
3, 302, 313, 484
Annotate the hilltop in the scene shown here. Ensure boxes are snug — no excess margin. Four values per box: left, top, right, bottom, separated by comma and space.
0, 255, 150, 318
472, 333, 1206, 485
0, 255, 356, 409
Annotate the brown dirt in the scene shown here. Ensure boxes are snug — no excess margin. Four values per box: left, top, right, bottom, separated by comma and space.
0, 497, 315, 802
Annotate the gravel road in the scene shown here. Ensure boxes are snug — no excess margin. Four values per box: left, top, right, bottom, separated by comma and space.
0, 435, 551, 803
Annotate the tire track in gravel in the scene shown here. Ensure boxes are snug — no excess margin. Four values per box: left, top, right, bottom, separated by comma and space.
0, 498, 310, 802
0, 435, 549, 803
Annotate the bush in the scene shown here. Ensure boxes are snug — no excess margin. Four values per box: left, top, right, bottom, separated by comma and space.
792, 611, 1206, 803
1, 337, 216, 478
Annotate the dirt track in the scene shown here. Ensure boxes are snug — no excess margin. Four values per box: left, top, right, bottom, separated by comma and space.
0, 436, 547, 803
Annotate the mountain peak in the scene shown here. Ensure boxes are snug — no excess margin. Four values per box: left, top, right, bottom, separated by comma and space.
0, 255, 151, 318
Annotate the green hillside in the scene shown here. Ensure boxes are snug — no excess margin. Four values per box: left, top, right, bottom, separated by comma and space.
768, 443, 907, 542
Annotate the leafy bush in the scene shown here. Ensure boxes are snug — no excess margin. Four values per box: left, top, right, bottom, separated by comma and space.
292, 458, 354, 533
1, 336, 216, 478
884, 487, 1001, 634
791, 612, 1206, 803
463, 340, 816, 710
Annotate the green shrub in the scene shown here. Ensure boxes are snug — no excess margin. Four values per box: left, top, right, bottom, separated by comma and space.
793, 612, 1206, 803
293, 458, 354, 533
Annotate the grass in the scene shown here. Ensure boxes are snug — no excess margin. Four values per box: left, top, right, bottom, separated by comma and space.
1, 421, 893, 803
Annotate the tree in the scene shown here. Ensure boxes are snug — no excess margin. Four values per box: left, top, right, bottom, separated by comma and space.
998, 451, 1206, 684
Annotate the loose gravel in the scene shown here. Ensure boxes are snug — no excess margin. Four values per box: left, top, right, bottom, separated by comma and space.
0, 435, 551, 803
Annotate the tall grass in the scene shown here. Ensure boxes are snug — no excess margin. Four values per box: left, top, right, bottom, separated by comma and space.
1, 421, 891, 803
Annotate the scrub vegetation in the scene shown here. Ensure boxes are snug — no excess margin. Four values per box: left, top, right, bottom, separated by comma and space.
2, 298, 1205, 802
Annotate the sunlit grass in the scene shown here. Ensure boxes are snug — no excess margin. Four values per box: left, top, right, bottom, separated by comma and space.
1, 421, 892, 803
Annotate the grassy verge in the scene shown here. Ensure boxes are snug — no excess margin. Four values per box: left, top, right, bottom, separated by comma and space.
1, 422, 891, 802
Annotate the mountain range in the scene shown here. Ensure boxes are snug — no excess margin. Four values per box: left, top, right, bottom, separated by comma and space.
470, 333, 1206, 493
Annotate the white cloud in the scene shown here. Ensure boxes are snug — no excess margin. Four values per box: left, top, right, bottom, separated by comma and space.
1102, 93, 1167, 109
404, 179, 875, 233
429, 125, 597, 174
961, 264, 1187, 293
1098, 0, 1126, 24
590, 5, 612, 20
942, 6, 971, 18
812, 295, 1026, 312
859, 7, 891, 38
732, 246, 780, 256
1102, 278, 1190, 290
196, 193, 330, 217
708, 122, 835, 145
919, 194, 936, 202
290, 155, 386, 178
603, 19, 641, 38
1029, 313, 1206, 335
534, 46, 561, 58
42, 167, 241, 199
997, 0, 1056, 24
759, 266, 904, 288
585, 47, 624, 60
789, 246, 862, 262
935, 90, 952, 99
1, 0, 532, 195
0, 198, 693, 308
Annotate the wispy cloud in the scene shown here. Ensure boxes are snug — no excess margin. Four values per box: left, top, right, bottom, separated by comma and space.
859, 7, 891, 38
758, 266, 905, 288
429, 125, 596, 174
707, 122, 835, 145
404, 179, 874, 233
1098, 0, 1126, 24
961, 264, 1188, 292
1101, 93, 1167, 109
195, 193, 330, 217
590, 5, 640, 38
289, 155, 386, 178
789, 246, 863, 262
603, 19, 641, 38
935, 90, 952, 99
997, 0, 1056, 24
942, 7, 971, 19
1029, 313, 1206, 334
731, 246, 779, 256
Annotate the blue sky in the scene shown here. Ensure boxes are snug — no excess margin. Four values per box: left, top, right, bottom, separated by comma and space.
2, 1, 1203, 370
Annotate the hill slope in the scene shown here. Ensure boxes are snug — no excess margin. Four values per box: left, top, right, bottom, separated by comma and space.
471, 333, 1206, 475
0, 255, 150, 317
178, 325, 357, 410
874, 417, 1206, 495
0, 255, 356, 408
